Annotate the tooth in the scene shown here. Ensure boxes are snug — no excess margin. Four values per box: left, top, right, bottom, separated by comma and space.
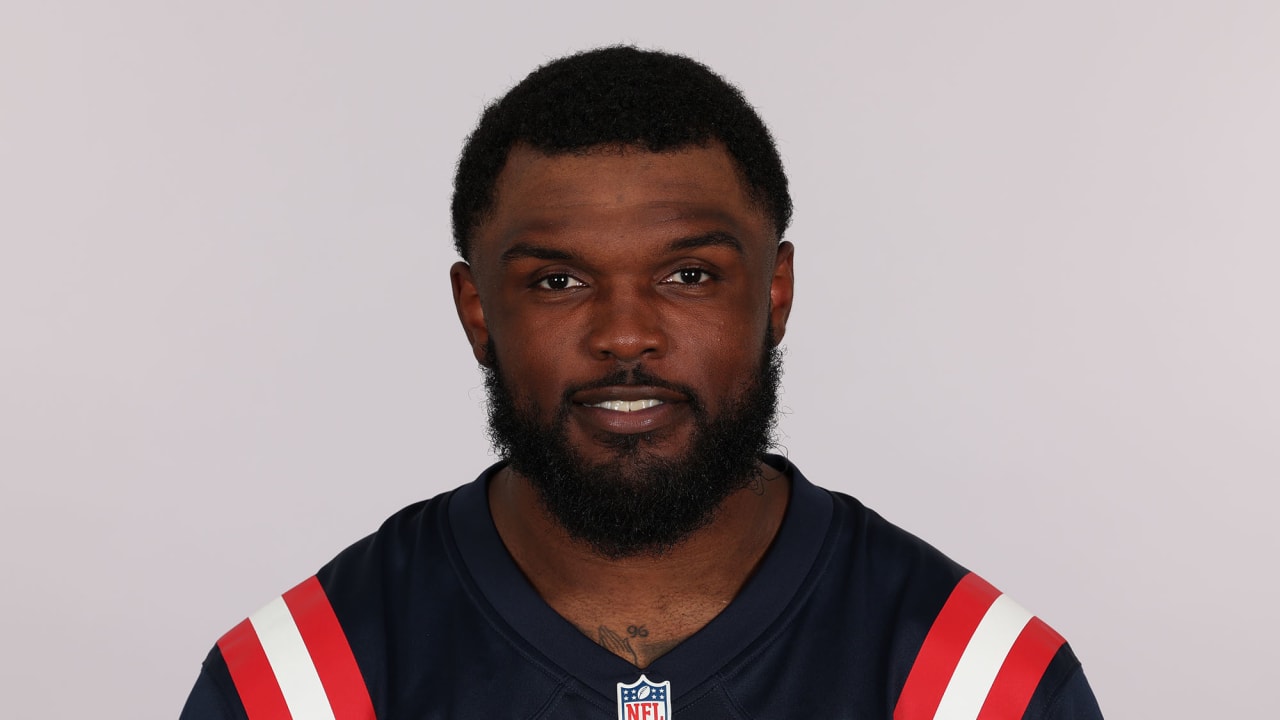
588, 399, 664, 412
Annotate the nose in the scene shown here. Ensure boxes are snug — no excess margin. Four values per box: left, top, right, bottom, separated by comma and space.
585, 285, 668, 363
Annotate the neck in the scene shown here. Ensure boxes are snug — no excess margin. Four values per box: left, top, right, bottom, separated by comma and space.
488, 461, 789, 668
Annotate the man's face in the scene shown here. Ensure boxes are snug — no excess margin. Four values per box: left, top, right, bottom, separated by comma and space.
451, 143, 795, 555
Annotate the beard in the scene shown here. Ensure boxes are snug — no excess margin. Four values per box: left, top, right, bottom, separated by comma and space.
483, 333, 783, 559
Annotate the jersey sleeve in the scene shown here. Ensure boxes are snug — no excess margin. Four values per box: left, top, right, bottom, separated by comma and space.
892, 571, 1104, 719
178, 576, 377, 719
178, 649, 249, 720
1022, 645, 1104, 720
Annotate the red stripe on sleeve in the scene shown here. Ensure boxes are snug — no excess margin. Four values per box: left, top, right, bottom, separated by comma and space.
894, 573, 1003, 720
282, 576, 376, 720
974, 617, 1065, 720
217, 618, 294, 720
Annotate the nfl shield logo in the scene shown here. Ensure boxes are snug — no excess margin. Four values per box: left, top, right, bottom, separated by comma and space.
616, 674, 671, 720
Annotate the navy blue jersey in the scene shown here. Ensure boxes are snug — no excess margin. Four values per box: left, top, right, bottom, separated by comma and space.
180, 457, 1102, 719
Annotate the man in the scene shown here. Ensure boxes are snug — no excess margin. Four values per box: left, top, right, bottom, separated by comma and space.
181, 47, 1103, 719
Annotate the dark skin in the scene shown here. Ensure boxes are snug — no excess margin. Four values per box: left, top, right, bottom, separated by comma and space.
450, 143, 795, 668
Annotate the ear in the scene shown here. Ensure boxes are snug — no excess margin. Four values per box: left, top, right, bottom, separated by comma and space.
450, 261, 492, 365
768, 241, 795, 345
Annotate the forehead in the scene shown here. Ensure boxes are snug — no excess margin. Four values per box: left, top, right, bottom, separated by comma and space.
470, 144, 771, 266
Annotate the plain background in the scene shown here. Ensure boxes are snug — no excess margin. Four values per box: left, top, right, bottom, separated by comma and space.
3, 1, 1277, 717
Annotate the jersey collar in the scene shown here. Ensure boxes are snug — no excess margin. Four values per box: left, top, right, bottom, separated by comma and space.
446, 454, 833, 701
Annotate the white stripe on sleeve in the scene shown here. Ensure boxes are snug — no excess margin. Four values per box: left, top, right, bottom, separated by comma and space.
249, 595, 337, 720
932, 593, 1033, 720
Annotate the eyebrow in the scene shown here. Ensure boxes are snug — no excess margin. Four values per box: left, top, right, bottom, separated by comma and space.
499, 242, 574, 266
499, 231, 745, 267
667, 231, 745, 255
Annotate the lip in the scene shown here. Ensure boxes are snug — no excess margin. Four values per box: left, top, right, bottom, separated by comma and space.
570, 385, 688, 405
570, 385, 691, 435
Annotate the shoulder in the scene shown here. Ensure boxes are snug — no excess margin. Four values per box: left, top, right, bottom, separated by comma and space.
179, 489, 463, 720
317, 492, 458, 631
810, 485, 1102, 718
820, 489, 972, 630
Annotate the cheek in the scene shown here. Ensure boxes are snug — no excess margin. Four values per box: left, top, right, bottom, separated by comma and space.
487, 296, 573, 358
490, 317, 580, 400
670, 289, 767, 344
674, 320, 767, 392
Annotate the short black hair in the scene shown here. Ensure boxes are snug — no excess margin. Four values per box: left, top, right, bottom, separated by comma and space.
451, 46, 792, 259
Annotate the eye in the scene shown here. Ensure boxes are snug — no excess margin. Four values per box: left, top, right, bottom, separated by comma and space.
663, 267, 713, 285
535, 273, 585, 290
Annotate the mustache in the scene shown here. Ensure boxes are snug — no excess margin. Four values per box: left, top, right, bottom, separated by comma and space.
559, 365, 701, 408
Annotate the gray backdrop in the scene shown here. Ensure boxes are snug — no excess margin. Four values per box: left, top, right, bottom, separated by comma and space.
3, 2, 1277, 717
